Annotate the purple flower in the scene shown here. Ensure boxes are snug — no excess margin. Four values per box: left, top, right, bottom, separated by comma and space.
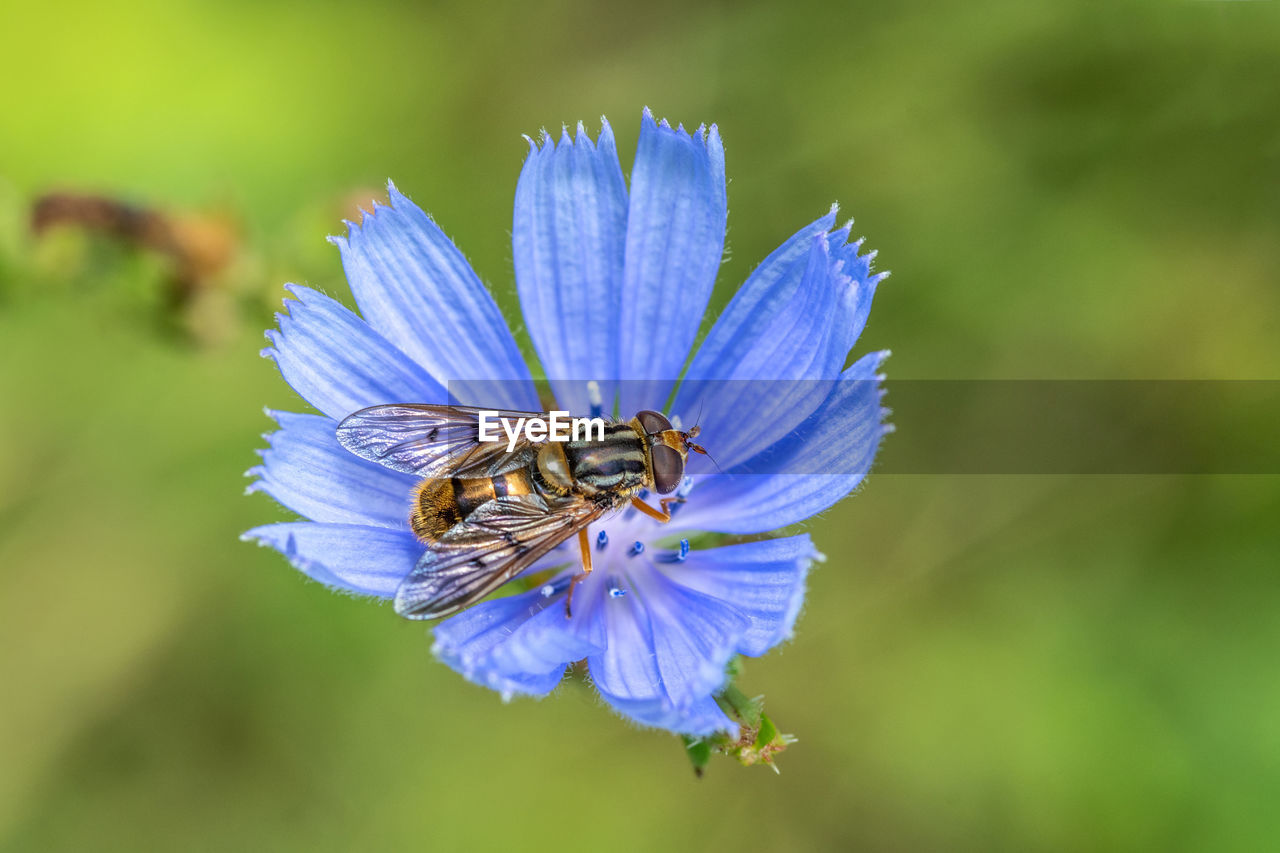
244, 110, 889, 736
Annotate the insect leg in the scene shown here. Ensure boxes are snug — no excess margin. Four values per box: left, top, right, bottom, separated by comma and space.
565, 527, 594, 618
629, 495, 686, 523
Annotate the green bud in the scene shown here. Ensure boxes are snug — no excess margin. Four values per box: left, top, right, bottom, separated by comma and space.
678, 657, 796, 775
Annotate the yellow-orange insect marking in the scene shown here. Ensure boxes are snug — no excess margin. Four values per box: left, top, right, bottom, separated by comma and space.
565, 527, 595, 618
628, 495, 684, 523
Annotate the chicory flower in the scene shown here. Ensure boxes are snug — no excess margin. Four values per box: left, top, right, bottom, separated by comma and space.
245, 110, 889, 736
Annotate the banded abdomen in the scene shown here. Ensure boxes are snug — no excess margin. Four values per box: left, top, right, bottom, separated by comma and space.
411, 468, 538, 542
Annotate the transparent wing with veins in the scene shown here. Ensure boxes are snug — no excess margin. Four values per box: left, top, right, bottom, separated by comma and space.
394, 493, 605, 619
336, 403, 548, 479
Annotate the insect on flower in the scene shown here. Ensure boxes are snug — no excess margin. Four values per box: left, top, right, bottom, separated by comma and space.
335, 403, 708, 618
245, 109, 890, 737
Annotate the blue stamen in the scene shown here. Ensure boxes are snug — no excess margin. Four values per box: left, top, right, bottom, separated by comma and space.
677, 476, 694, 498
587, 380, 603, 419
668, 477, 695, 517
658, 539, 690, 563
628, 541, 645, 557
539, 574, 574, 598
596, 530, 609, 550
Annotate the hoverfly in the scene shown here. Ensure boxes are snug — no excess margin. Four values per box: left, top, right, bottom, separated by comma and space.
336, 404, 708, 619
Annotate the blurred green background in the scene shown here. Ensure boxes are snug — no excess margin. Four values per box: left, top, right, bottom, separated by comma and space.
2, 0, 1278, 850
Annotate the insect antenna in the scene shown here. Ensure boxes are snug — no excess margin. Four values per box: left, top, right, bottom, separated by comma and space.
692, 443, 725, 475
681, 397, 723, 474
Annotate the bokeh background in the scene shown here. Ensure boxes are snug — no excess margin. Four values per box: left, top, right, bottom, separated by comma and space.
2, 1, 1278, 850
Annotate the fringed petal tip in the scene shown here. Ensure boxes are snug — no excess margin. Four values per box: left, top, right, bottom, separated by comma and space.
327, 173, 537, 408
326, 180, 402, 242
248, 410, 418, 528
803, 207, 887, 292
640, 106, 721, 149
323, 180, 438, 249
520, 118, 616, 158
281, 281, 322, 304
242, 458, 269, 495
259, 327, 281, 361
261, 286, 327, 358
617, 106, 727, 413
384, 178, 421, 218
830, 236, 885, 289
513, 111, 627, 416
259, 280, 448, 420
777, 553, 817, 647
869, 349, 894, 429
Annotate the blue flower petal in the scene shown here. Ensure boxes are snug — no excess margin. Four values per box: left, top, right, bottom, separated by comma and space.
249, 115, 891, 739
331, 181, 540, 411
434, 613, 563, 698
679, 207, 839, 376
617, 109, 727, 414
673, 217, 884, 470
242, 522, 420, 598
263, 284, 446, 420
635, 568, 750, 709
658, 536, 817, 657
246, 410, 416, 528
513, 121, 628, 415
486, 585, 608, 679
604, 691, 737, 738
673, 351, 891, 534
432, 579, 602, 698
584, 572, 742, 736
586, 585, 664, 707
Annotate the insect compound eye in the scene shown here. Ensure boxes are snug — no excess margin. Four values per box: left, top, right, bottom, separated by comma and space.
635, 409, 672, 435
650, 444, 685, 494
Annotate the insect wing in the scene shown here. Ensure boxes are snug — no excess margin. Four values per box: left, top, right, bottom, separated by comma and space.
395, 493, 603, 619
336, 404, 546, 479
